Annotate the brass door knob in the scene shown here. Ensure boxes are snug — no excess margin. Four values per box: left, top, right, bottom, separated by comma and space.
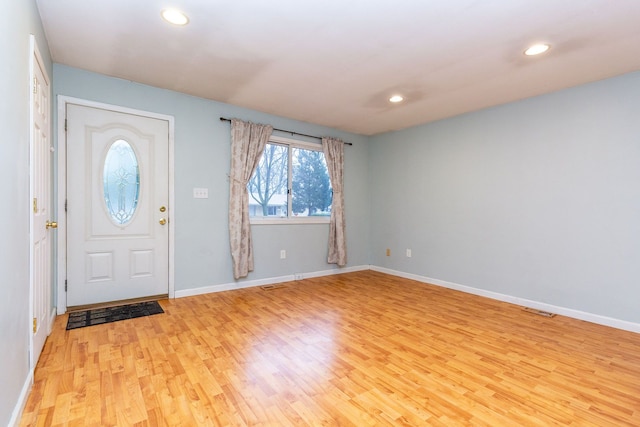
159, 206, 166, 212
159, 218, 167, 225
46, 221, 58, 229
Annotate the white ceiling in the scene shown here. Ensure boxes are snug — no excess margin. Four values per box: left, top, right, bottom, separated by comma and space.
37, 0, 640, 135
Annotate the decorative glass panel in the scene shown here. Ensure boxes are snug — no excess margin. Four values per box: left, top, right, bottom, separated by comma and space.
103, 139, 140, 224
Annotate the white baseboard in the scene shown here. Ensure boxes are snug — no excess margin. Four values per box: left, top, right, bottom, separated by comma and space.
371, 266, 640, 334
48, 307, 57, 335
174, 264, 640, 334
175, 274, 294, 298
9, 370, 33, 427
295, 265, 369, 280
175, 265, 370, 298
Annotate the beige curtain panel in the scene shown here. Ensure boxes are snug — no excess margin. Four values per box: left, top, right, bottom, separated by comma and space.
228, 119, 273, 279
322, 137, 347, 266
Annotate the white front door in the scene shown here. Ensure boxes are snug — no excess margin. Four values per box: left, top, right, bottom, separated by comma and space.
30, 37, 52, 366
66, 104, 170, 307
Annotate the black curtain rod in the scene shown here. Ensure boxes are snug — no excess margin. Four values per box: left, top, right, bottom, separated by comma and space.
219, 117, 352, 146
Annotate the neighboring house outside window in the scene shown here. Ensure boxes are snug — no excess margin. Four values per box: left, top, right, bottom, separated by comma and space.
249, 193, 287, 217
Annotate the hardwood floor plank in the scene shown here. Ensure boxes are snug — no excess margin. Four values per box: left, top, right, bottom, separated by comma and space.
20, 271, 640, 426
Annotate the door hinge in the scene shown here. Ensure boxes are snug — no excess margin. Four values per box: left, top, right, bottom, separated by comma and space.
33, 317, 37, 333
64, 119, 67, 132
33, 77, 37, 94
65, 279, 68, 292
65, 199, 68, 212
33, 198, 38, 213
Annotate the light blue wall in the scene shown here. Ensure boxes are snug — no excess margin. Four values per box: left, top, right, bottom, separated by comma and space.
53, 65, 371, 292
370, 72, 640, 324
0, 0, 52, 424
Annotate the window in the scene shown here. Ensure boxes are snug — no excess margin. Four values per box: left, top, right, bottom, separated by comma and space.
248, 136, 332, 223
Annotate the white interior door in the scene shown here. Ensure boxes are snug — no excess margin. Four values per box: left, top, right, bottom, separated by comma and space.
66, 104, 170, 307
30, 37, 52, 366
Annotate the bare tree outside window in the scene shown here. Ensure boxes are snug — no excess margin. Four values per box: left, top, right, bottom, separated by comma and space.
248, 144, 288, 216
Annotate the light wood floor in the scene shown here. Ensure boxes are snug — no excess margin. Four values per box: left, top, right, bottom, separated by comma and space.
20, 271, 640, 426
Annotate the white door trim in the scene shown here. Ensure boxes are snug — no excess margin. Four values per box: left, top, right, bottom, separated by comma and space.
56, 96, 176, 313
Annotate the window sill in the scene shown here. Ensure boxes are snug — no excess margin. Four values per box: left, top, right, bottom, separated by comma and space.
250, 217, 330, 225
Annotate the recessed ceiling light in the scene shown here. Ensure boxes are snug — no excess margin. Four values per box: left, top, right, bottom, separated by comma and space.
389, 95, 404, 103
161, 8, 189, 26
524, 43, 550, 56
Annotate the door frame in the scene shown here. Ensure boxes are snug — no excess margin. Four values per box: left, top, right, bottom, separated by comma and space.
56, 96, 175, 313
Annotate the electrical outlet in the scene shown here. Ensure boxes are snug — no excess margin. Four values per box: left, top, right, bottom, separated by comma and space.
406, 249, 412, 258
193, 188, 209, 199
386, 248, 391, 256
280, 250, 286, 259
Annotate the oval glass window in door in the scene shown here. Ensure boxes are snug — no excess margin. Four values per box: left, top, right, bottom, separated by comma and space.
103, 139, 140, 224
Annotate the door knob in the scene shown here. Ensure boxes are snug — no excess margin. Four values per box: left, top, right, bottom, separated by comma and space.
46, 221, 58, 229
159, 218, 167, 225
159, 206, 166, 212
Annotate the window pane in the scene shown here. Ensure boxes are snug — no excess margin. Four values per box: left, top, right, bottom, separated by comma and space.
292, 147, 332, 217
248, 143, 288, 217
103, 139, 140, 225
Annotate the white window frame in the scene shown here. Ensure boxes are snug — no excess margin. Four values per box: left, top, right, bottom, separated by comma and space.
250, 135, 330, 225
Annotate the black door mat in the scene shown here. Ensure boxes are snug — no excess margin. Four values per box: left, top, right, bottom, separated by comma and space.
66, 301, 164, 330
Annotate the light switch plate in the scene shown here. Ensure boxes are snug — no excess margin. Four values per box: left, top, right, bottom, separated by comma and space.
193, 188, 209, 198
